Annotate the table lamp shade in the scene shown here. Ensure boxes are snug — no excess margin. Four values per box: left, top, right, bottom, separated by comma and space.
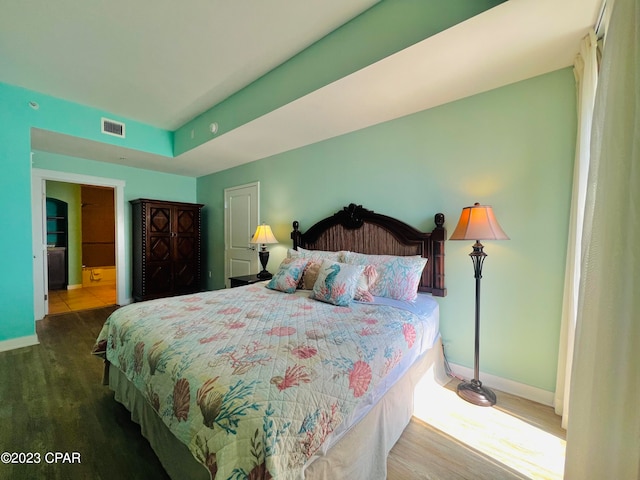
251, 224, 278, 245
450, 203, 509, 241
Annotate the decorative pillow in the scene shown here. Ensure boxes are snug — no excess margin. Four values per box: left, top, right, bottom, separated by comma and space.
300, 261, 322, 290
288, 248, 345, 288
342, 252, 427, 301
354, 264, 378, 302
266, 258, 309, 293
312, 260, 365, 306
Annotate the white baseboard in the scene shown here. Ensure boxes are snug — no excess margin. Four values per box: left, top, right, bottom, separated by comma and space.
0, 335, 39, 353
449, 363, 554, 407
67, 284, 83, 290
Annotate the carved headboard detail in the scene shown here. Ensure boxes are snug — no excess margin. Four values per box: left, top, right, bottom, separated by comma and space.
291, 204, 446, 297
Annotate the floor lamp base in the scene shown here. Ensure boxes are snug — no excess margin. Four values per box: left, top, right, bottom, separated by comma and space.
457, 379, 496, 407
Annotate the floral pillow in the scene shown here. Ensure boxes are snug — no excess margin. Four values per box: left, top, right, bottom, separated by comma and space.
266, 258, 309, 293
312, 260, 365, 306
288, 248, 345, 289
342, 252, 427, 301
354, 264, 378, 302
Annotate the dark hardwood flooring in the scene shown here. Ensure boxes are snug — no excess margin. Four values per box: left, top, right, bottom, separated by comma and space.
0, 307, 169, 480
0, 307, 563, 479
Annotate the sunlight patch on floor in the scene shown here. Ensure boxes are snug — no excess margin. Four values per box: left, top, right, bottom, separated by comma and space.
413, 381, 565, 480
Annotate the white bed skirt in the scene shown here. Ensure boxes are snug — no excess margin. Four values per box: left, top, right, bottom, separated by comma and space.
110, 337, 447, 480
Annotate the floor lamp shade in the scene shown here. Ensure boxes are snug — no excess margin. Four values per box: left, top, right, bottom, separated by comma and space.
450, 203, 508, 406
251, 224, 279, 279
449, 203, 509, 241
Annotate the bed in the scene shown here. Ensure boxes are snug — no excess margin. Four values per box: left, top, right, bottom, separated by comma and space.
93, 203, 448, 480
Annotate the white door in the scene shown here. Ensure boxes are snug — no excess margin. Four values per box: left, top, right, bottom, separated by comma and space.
224, 182, 260, 287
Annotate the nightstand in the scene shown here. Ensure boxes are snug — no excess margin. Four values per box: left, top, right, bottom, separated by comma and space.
228, 274, 269, 288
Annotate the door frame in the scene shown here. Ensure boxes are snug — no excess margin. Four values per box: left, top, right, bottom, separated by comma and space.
31, 168, 127, 320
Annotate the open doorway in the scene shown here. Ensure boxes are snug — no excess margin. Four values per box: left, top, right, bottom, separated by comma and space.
45, 182, 117, 314
31, 168, 127, 321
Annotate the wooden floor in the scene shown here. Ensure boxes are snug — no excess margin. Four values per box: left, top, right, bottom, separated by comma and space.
0, 307, 564, 479
0, 306, 169, 480
48, 284, 116, 314
388, 382, 565, 479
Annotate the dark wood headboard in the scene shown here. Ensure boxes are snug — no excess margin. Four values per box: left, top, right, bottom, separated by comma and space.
291, 203, 446, 297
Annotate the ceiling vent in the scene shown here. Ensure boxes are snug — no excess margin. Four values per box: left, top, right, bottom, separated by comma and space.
101, 118, 126, 138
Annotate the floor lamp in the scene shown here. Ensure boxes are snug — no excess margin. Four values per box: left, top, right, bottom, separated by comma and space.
450, 203, 509, 407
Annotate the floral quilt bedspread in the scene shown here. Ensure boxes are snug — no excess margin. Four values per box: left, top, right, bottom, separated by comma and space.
93, 285, 433, 480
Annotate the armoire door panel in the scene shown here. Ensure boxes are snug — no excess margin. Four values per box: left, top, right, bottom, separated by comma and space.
146, 264, 172, 295
175, 237, 196, 260
176, 209, 197, 234
149, 207, 171, 233
148, 236, 172, 261
174, 261, 197, 291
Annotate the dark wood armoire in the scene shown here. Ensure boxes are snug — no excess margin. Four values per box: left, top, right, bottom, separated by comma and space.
131, 198, 204, 302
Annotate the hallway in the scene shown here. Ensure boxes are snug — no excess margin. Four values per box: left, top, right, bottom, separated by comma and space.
48, 285, 116, 314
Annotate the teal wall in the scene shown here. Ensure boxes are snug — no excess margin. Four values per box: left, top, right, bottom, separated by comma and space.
46, 181, 82, 286
0, 81, 192, 342
197, 68, 576, 393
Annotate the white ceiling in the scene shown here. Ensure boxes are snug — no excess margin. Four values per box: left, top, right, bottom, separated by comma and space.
2, 0, 378, 130
6, 0, 602, 178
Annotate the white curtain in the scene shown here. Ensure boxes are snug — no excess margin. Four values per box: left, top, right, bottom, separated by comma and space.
554, 30, 599, 429
564, 0, 640, 478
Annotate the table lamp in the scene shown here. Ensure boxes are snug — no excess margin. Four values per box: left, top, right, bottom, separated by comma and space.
251, 224, 279, 279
